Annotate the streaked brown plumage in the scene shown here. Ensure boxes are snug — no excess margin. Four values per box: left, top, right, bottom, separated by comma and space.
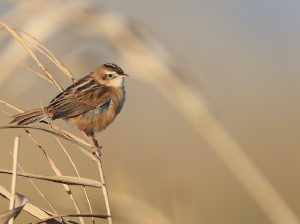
10, 63, 128, 156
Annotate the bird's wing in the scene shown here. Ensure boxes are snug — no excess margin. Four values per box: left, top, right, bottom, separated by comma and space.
49, 75, 110, 120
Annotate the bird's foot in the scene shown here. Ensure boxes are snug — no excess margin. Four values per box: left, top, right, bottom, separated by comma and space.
81, 130, 103, 157
92, 145, 103, 157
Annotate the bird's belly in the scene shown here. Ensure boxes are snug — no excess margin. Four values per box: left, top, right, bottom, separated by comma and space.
66, 105, 117, 135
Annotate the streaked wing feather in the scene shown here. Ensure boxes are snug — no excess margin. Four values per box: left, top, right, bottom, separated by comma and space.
50, 75, 110, 119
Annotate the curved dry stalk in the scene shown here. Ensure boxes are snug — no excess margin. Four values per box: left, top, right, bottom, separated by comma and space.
13, 28, 76, 83
0, 21, 63, 92
0, 125, 112, 223
31, 213, 110, 224
23, 128, 89, 224
0, 125, 95, 224
0, 1, 78, 88
53, 135, 95, 221
0, 99, 91, 147
0, 169, 103, 188
0, 125, 98, 162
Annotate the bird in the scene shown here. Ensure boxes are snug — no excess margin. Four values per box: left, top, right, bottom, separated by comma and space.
10, 63, 128, 156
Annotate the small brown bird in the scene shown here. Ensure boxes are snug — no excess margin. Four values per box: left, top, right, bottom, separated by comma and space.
10, 63, 128, 156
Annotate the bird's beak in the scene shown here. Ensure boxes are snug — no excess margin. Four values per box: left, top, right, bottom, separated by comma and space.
121, 74, 129, 77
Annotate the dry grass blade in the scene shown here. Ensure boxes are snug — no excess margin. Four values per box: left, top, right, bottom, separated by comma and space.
10, 152, 60, 219
0, 125, 88, 224
0, 100, 91, 147
53, 136, 95, 220
0, 100, 23, 113
10, 193, 30, 221
18, 61, 53, 84
0, 194, 30, 224
13, 28, 76, 83
0, 125, 97, 162
0, 185, 65, 224
0, 21, 63, 92
0, 209, 20, 224
1, 124, 98, 223
41, 121, 91, 147
0, 169, 103, 188
21, 130, 86, 224
0, 125, 71, 140
30, 213, 110, 224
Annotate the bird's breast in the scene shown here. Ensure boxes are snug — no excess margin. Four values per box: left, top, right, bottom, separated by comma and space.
68, 86, 125, 135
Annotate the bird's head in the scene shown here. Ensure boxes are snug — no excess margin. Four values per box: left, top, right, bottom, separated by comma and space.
95, 63, 129, 87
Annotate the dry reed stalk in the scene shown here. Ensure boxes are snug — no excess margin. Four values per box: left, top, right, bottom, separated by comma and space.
31, 213, 110, 224
0, 125, 97, 163
8, 136, 20, 224
0, 103, 88, 223
14, 28, 76, 83
0, 21, 63, 92
0, 169, 103, 188
0, 125, 112, 223
23, 129, 86, 224
0, 27, 76, 83
53, 135, 95, 222
97, 162, 113, 224
10, 151, 60, 219
0, 99, 92, 147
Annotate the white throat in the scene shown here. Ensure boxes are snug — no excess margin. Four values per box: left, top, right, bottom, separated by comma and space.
110, 77, 124, 87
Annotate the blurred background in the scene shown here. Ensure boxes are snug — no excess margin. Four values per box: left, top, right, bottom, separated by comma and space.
0, 0, 300, 223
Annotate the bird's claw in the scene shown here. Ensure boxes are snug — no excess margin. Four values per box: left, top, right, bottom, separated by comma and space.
92, 145, 103, 156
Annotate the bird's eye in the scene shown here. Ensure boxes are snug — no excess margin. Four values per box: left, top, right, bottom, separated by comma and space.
108, 74, 113, 78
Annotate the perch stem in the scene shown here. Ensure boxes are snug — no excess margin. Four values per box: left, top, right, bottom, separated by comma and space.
8, 136, 20, 224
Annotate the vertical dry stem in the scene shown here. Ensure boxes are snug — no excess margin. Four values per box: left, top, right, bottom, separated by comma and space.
97, 160, 113, 224
8, 136, 20, 224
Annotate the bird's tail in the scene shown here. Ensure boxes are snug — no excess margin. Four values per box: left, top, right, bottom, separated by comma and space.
10, 108, 49, 126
